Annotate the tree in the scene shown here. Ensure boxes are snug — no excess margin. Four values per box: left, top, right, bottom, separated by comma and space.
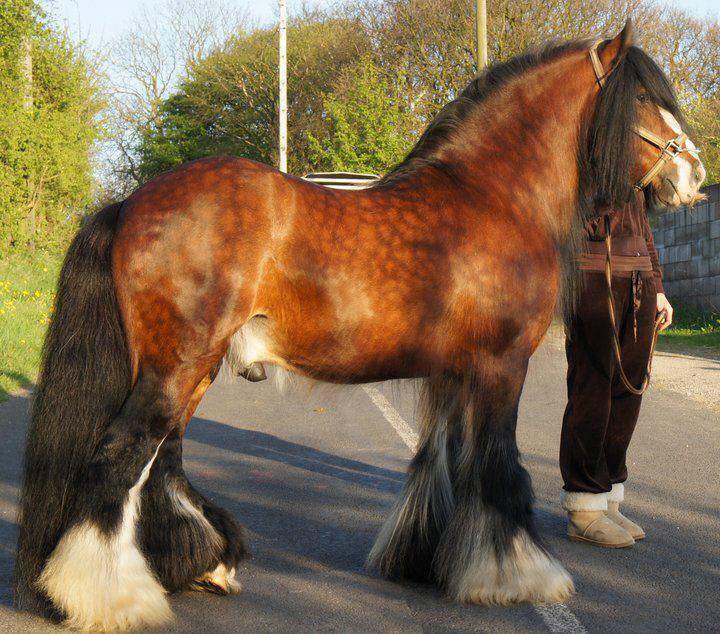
0, 0, 103, 253
685, 96, 720, 185
307, 57, 416, 173
127, 0, 720, 184
102, 0, 246, 196
137, 10, 372, 179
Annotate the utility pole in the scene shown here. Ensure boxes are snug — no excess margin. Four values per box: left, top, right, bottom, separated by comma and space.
278, 0, 288, 173
476, 0, 488, 73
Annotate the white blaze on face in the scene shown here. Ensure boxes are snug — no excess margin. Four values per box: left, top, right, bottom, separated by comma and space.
658, 107, 704, 201
659, 108, 700, 158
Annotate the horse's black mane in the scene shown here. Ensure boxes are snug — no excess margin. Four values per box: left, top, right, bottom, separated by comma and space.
374, 39, 591, 187
375, 36, 684, 213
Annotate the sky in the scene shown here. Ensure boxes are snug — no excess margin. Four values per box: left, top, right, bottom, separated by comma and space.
43, 0, 323, 47
43, 0, 720, 50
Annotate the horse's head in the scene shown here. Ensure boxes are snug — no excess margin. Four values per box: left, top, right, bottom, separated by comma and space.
633, 90, 705, 207
584, 21, 706, 211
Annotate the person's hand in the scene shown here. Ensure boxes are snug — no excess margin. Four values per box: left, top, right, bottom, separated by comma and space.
656, 293, 673, 331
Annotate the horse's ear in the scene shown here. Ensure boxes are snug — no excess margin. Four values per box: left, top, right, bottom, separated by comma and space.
601, 18, 634, 67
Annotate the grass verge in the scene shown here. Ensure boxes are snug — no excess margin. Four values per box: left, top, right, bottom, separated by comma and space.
0, 251, 62, 401
656, 301, 720, 358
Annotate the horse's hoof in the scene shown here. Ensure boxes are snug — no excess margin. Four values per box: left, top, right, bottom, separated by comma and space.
191, 564, 241, 595
449, 535, 574, 605
239, 362, 267, 382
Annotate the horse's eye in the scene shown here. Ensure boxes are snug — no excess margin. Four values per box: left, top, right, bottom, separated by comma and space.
636, 94, 650, 103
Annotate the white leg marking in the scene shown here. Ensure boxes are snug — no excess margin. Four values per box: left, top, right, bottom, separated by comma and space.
367, 484, 414, 568
166, 479, 242, 595
366, 384, 455, 570
452, 525, 574, 605
366, 387, 582, 622
167, 481, 224, 551
38, 442, 172, 631
193, 563, 242, 595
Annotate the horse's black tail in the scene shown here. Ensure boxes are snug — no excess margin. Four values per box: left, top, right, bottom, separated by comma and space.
14, 202, 131, 614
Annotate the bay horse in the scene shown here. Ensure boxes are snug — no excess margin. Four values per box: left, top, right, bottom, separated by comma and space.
15, 21, 704, 630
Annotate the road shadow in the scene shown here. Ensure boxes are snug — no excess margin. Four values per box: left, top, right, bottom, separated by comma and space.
186, 418, 404, 493
0, 372, 31, 403
0, 402, 409, 610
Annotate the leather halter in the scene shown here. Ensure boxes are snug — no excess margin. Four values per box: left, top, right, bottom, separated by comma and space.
588, 39, 694, 191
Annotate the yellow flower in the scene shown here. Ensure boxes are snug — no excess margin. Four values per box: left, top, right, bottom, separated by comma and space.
22, 290, 29, 296
35, 290, 41, 297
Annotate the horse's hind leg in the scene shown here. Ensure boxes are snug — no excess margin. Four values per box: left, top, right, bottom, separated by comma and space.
36, 371, 192, 630
139, 372, 248, 595
433, 356, 574, 605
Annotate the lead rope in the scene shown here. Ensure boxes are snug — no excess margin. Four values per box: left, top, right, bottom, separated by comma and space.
603, 215, 665, 396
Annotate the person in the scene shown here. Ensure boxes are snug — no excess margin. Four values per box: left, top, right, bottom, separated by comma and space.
560, 189, 673, 548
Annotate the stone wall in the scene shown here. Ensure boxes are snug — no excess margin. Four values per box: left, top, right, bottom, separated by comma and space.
652, 183, 720, 310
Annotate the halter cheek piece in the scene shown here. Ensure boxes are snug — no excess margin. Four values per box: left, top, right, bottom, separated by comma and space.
588, 39, 695, 191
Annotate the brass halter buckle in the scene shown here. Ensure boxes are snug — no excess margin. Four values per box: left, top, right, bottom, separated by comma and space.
588, 39, 696, 191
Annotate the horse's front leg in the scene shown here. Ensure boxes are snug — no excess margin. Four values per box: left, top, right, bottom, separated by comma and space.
434, 354, 573, 604
370, 353, 574, 604
367, 372, 458, 581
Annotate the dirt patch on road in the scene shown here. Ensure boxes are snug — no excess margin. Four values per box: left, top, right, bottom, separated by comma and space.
650, 352, 720, 413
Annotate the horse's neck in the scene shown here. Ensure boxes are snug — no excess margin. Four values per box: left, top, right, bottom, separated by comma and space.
438, 54, 595, 241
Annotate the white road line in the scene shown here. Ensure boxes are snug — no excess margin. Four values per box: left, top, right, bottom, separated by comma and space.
363, 384, 587, 634
362, 386, 419, 449
534, 604, 587, 633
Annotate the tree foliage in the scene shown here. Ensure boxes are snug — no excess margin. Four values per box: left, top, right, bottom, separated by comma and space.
307, 57, 416, 173
130, 0, 720, 184
685, 96, 720, 185
103, 0, 246, 195
137, 12, 372, 178
0, 0, 103, 253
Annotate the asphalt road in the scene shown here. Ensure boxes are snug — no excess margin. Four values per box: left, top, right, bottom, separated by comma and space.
0, 338, 718, 632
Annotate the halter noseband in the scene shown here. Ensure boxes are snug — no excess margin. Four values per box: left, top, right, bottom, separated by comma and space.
588, 39, 694, 191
